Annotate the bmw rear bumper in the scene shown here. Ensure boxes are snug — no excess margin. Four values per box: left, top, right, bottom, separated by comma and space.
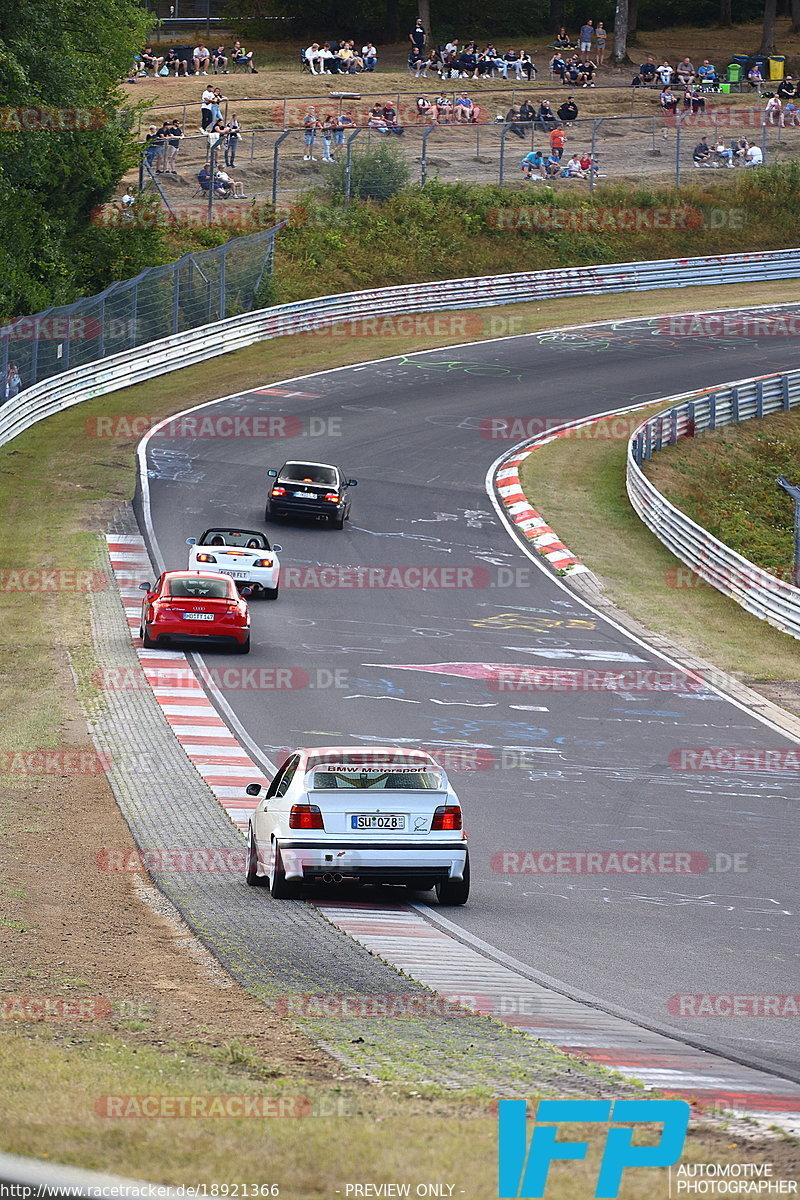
275, 839, 467, 882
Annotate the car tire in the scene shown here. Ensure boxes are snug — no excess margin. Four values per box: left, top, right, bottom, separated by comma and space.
246, 826, 266, 887
262, 586, 279, 600
331, 514, 345, 529
264, 504, 272, 521
435, 854, 470, 906
236, 633, 251, 655
141, 625, 158, 649
270, 848, 294, 898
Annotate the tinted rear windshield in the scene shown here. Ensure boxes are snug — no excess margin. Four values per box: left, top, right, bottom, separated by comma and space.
280, 464, 337, 487
309, 768, 444, 790
168, 579, 232, 599
201, 530, 268, 549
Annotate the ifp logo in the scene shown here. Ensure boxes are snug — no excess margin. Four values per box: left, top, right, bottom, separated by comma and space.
498, 1098, 689, 1198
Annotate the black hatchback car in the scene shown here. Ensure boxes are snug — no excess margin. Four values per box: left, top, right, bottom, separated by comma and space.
265, 461, 357, 528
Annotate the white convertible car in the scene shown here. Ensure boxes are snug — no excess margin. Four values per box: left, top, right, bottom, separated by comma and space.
186, 528, 282, 599
244, 747, 470, 904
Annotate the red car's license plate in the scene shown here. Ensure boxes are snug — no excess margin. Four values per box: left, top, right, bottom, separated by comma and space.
183, 612, 214, 621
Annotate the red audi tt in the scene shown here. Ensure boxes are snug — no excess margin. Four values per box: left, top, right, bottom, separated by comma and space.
139, 570, 251, 653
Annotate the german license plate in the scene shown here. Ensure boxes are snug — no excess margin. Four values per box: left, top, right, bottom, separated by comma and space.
219, 569, 247, 579
349, 814, 406, 830
183, 612, 214, 621
294, 490, 316, 498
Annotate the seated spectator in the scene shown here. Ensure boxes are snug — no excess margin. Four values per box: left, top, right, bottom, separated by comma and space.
214, 168, 233, 197
193, 44, 210, 75
557, 97, 579, 124
197, 163, 212, 191
382, 102, 404, 134
232, 41, 257, 73
745, 142, 763, 166
747, 63, 764, 91
425, 47, 442, 75
522, 149, 546, 178
675, 58, 695, 87
550, 53, 567, 81
660, 85, 679, 113
633, 56, 657, 86
536, 99, 557, 129
519, 98, 536, 128
340, 43, 365, 72
519, 51, 536, 80
579, 150, 597, 175
454, 91, 474, 122
693, 135, 712, 165
141, 46, 164, 75
436, 93, 453, 122
362, 43, 378, 71
578, 58, 596, 85
549, 123, 567, 159
697, 59, 717, 86
545, 153, 562, 177
784, 100, 800, 126
367, 102, 387, 131
656, 61, 674, 87
684, 86, 705, 114
734, 135, 750, 160
457, 48, 478, 77
564, 55, 581, 85
409, 45, 426, 75
504, 50, 526, 80
713, 138, 735, 167
563, 153, 586, 177
417, 94, 434, 122
304, 43, 322, 74
165, 48, 189, 76
777, 75, 796, 99
555, 27, 572, 48
765, 94, 783, 125
212, 45, 228, 73
506, 105, 525, 138
474, 51, 493, 78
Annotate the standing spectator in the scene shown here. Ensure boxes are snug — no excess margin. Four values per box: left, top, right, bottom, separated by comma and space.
232, 41, 257, 73
193, 44, 210, 75
165, 118, 183, 172
409, 19, 426, 51
549, 123, 567, 158
154, 121, 171, 171
206, 118, 225, 154
594, 23, 607, 66
303, 107, 319, 159
5, 362, 21, 402
200, 85, 215, 130
212, 45, 228, 73
143, 124, 161, 169
578, 20, 593, 53
224, 113, 240, 167
362, 43, 378, 71
210, 87, 226, 125
336, 110, 356, 146
320, 114, 336, 161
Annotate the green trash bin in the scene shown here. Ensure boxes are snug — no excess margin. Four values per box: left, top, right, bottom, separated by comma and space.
726, 62, 742, 82
769, 55, 785, 80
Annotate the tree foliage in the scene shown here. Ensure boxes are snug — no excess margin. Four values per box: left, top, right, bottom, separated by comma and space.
0, 0, 151, 322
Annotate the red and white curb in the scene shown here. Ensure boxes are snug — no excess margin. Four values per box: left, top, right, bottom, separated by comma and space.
495, 452, 587, 575
105, 534, 800, 1133
106, 535, 267, 830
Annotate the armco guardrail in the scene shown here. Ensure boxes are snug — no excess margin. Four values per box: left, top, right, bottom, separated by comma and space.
627, 368, 800, 640
2, 247, 800, 457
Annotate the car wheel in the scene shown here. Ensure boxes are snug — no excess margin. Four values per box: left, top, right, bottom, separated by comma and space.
435, 854, 470, 906
264, 504, 272, 521
141, 624, 158, 649
236, 633, 251, 655
331, 513, 345, 529
246, 826, 266, 887
261, 586, 279, 600
269, 848, 294, 898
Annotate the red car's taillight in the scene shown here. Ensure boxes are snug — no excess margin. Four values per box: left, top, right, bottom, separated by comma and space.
272, 486, 286, 497
289, 804, 325, 830
253, 558, 273, 568
323, 493, 340, 503
431, 805, 462, 831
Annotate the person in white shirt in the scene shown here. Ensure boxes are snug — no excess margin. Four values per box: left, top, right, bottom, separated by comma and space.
304, 43, 322, 73
564, 154, 586, 177
193, 45, 210, 75
745, 143, 763, 166
362, 43, 377, 70
765, 95, 783, 126
656, 61, 673, 86
200, 87, 215, 130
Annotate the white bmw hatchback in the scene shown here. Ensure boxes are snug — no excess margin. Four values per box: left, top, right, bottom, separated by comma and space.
244, 747, 469, 904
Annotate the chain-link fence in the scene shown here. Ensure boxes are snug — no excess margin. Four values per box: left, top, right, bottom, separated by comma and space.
0, 224, 282, 403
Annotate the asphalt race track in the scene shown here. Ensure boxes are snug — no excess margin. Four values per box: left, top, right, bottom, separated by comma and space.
139, 313, 800, 1082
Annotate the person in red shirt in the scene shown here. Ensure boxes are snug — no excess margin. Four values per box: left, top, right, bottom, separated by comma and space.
549, 125, 566, 159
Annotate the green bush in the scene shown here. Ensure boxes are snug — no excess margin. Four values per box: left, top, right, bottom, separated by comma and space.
325, 143, 410, 203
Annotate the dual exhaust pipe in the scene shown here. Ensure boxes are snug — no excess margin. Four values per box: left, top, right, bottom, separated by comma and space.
322, 872, 344, 884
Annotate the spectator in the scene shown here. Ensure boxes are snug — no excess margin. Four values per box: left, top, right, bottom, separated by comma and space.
409, 45, 426, 76
212, 45, 228, 73
660, 85, 678, 114
675, 58, 695, 87
410, 18, 426, 50
506, 105, 525, 138
362, 43, 378, 71
745, 142, 763, 166
545, 153, 562, 177
457, 47, 478, 77
5, 362, 21, 402
165, 48, 188, 76
549, 123, 567, 158
143, 124, 161, 169
519, 98, 536, 129
303, 107, 318, 159
519, 51, 536, 80
747, 63, 764, 92
382, 102, 404, 134
206, 118, 225, 153
784, 100, 800, 126
697, 59, 717, 85
777, 75, 796, 99
594, 23, 607, 66
304, 43, 324, 74
193, 44, 210, 75
564, 153, 586, 177
536, 99, 557, 129
555, 27, 572, 48
765, 94, 783, 126
197, 163, 212, 191
154, 121, 171, 171
557, 97, 579, 124
550, 54, 567, 82
321, 114, 336, 161
693, 135, 712, 165
564, 56, 581, 85
454, 91, 474, 122
436, 93, 453, 122
223, 113, 240, 167
522, 148, 546, 178
214, 168, 233, 197
578, 20, 593, 53
634, 55, 657, 86
210, 87, 226, 125
503, 50, 527, 80
579, 150, 597, 175
734, 135, 750, 160
713, 137, 735, 167
656, 61, 673, 87
232, 41, 257, 73
336, 110, 356, 144
684, 85, 705, 114
368, 102, 388, 131
141, 46, 164, 76
417, 94, 434, 122
165, 118, 183, 172
201, 85, 215, 130
425, 47, 442, 75
578, 58, 596, 85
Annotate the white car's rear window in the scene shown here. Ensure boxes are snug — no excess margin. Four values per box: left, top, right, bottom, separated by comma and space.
309, 766, 444, 791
